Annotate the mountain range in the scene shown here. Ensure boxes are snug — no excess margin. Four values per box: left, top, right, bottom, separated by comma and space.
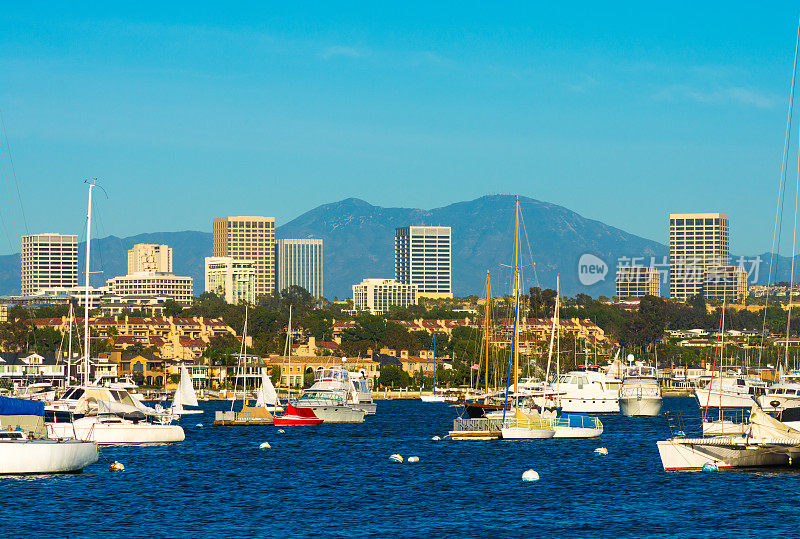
0, 194, 790, 298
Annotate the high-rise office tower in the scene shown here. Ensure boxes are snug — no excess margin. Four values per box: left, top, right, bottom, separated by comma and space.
395, 226, 452, 298
276, 239, 323, 298
21, 233, 78, 295
669, 213, 729, 300
212, 216, 275, 299
128, 243, 173, 274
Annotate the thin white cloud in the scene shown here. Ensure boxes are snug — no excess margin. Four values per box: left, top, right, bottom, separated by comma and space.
321, 46, 366, 60
655, 84, 776, 108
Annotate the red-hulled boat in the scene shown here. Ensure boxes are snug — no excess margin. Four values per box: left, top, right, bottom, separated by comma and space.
272, 403, 324, 426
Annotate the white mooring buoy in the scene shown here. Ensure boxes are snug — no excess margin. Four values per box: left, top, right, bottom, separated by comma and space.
389, 454, 403, 463
109, 461, 125, 473
431, 435, 442, 441
521, 469, 539, 482
259, 442, 271, 450
277, 429, 286, 434
195, 423, 203, 428
594, 447, 608, 456
408, 456, 420, 463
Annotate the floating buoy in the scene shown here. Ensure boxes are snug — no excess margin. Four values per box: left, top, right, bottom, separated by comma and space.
594, 447, 608, 456
389, 453, 403, 463
277, 429, 286, 434
522, 469, 540, 482
408, 456, 420, 463
431, 435, 442, 441
259, 442, 271, 450
109, 461, 125, 472
195, 423, 203, 428
702, 462, 719, 472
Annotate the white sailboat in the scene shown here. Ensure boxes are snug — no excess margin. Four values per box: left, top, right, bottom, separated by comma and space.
500, 196, 555, 440
169, 364, 203, 416
0, 396, 98, 475
420, 334, 446, 403
46, 182, 184, 445
255, 370, 284, 413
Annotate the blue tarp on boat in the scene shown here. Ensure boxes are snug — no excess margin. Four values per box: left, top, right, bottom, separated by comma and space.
0, 396, 45, 416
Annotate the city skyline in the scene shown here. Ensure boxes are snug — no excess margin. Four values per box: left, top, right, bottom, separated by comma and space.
1, 4, 799, 258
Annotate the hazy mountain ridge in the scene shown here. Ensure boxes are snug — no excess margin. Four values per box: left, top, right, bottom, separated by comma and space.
0, 195, 789, 298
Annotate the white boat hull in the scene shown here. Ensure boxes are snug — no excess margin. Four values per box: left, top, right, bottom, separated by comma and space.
552, 425, 602, 438
48, 419, 185, 445
757, 394, 800, 413
420, 395, 446, 403
501, 426, 555, 439
351, 402, 377, 414
693, 388, 756, 409
300, 405, 365, 424
657, 438, 791, 471
0, 439, 98, 474
619, 397, 662, 417
560, 397, 619, 414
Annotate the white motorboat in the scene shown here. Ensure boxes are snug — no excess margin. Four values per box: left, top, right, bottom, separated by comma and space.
13, 382, 57, 402
757, 381, 800, 413
420, 394, 446, 403
619, 364, 662, 417
551, 370, 622, 414
550, 412, 603, 438
46, 386, 185, 444
693, 376, 767, 409
294, 366, 366, 423
347, 371, 376, 414
0, 396, 98, 474
657, 405, 800, 471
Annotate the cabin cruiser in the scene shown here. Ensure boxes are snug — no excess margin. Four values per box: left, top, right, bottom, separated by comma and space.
693, 376, 768, 409
13, 382, 58, 402
657, 404, 800, 470
0, 396, 98, 474
619, 365, 662, 417
45, 386, 184, 445
550, 370, 622, 414
347, 372, 376, 415
757, 381, 800, 413
294, 367, 366, 423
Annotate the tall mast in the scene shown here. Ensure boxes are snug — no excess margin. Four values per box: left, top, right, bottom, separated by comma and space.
82, 182, 93, 386
484, 270, 491, 397
545, 275, 560, 382
287, 305, 293, 400
513, 196, 520, 398
67, 303, 73, 385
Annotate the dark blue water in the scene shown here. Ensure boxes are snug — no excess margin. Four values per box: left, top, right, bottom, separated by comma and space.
3, 397, 799, 538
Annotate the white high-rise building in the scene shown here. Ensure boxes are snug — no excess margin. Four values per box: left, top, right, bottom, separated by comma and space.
352, 278, 418, 315
276, 239, 323, 298
204, 257, 256, 305
213, 216, 275, 299
128, 243, 173, 274
21, 233, 78, 295
106, 272, 193, 306
669, 213, 729, 300
395, 226, 452, 299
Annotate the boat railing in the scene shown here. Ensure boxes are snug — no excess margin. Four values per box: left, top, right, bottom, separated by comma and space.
503, 415, 551, 430
665, 411, 687, 438
452, 417, 504, 433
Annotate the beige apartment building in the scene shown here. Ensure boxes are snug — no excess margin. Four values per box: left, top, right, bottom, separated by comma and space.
213, 216, 275, 299
106, 272, 193, 306
128, 243, 173, 274
352, 278, 418, 314
616, 266, 661, 300
669, 213, 730, 300
204, 256, 256, 304
704, 265, 748, 300
21, 233, 78, 295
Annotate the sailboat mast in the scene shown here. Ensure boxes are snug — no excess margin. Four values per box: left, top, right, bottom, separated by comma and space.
82, 182, 93, 386
545, 275, 560, 382
67, 303, 73, 385
513, 196, 520, 397
287, 305, 293, 400
484, 270, 491, 397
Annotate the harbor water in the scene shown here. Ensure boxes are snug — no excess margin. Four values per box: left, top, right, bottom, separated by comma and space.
3, 397, 800, 538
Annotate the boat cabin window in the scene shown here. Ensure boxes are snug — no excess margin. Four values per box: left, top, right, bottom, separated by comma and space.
63, 388, 84, 400
736, 379, 745, 386
606, 382, 620, 390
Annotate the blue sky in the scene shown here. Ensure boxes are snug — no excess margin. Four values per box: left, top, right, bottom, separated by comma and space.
0, 2, 798, 255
